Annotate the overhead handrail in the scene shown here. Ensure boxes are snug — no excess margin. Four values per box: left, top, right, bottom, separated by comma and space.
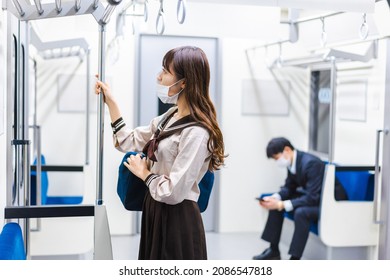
246, 6, 376, 52
177, 0, 186, 24
156, 0, 165, 35
6, 0, 106, 21
267, 39, 379, 68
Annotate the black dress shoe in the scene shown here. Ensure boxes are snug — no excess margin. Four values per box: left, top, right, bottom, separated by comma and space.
252, 248, 281, 260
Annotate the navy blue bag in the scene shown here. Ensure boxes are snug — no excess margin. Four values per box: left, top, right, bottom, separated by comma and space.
117, 152, 148, 211
117, 109, 214, 211
117, 151, 214, 212
197, 169, 214, 212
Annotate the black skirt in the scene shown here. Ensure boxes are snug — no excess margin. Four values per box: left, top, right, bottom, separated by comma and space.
138, 191, 207, 260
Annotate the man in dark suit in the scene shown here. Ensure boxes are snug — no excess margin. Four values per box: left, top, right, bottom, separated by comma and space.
253, 137, 325, 260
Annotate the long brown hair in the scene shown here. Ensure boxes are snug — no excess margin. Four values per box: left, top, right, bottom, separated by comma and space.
162, 46, 226, 170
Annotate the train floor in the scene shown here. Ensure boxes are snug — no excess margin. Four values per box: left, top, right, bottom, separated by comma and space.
111, 232, 287, 260
31, 232, 293, 260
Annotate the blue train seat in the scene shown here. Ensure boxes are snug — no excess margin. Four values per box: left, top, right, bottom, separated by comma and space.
30, 155, 49, 205
0, 223, 26, 260
31, 155, 83, 205
319, 164, 379, 247
335, 169, 374, 201
259, 166, 375, 237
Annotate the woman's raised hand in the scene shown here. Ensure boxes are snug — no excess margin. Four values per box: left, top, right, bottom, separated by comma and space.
95, 74, 114, 105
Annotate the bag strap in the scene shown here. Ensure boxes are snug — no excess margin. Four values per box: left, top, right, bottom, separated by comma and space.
142, 109, 202, 162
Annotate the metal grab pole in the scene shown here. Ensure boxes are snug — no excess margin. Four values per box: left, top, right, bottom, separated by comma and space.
96, 0, 122, 204
94, 0, 121, 260
86, 49, 90, 165
96, 24, 106, 206
328, 57, 337, 163
374, 129, 387, 224
23, 141, 31, 259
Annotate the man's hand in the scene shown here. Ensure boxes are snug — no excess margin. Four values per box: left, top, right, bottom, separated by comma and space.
259, 196, 284, 211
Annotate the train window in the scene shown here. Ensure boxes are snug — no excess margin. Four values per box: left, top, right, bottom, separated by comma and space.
309, 69, 331, 157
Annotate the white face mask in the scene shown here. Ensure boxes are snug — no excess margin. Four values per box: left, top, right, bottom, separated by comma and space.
156, 79, 184, 104
276, 154, 291, 168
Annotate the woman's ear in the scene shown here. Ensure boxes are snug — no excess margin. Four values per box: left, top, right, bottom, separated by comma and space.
180, 79, 186, 89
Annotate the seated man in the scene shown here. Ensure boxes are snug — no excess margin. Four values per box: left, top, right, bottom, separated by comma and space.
253, 137, 324, 260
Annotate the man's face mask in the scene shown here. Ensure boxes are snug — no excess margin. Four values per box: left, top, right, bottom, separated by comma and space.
275, 153, 291, 168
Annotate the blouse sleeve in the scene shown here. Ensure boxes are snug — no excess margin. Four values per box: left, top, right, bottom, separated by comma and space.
145, 127, 210, 205
112, 116, 159, 153
112, 107, 179, 153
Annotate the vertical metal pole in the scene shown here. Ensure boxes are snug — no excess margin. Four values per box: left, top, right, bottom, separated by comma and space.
24, 21, 31, 260
31, 60, 41, 232
33, 60, 37, 152
23, 141, 31, 259
328, 57, 337, 163
96, 24, 106, 205
86, 49, 90, 165
36, 126, 42, 206
378, 39, 390, 259
16, 20, 22, 208
35, 126, 42, 233
374, 129, 385, 224
33, 60, 40, 207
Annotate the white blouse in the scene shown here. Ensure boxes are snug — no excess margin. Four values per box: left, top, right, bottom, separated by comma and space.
113, 107, 211, 205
